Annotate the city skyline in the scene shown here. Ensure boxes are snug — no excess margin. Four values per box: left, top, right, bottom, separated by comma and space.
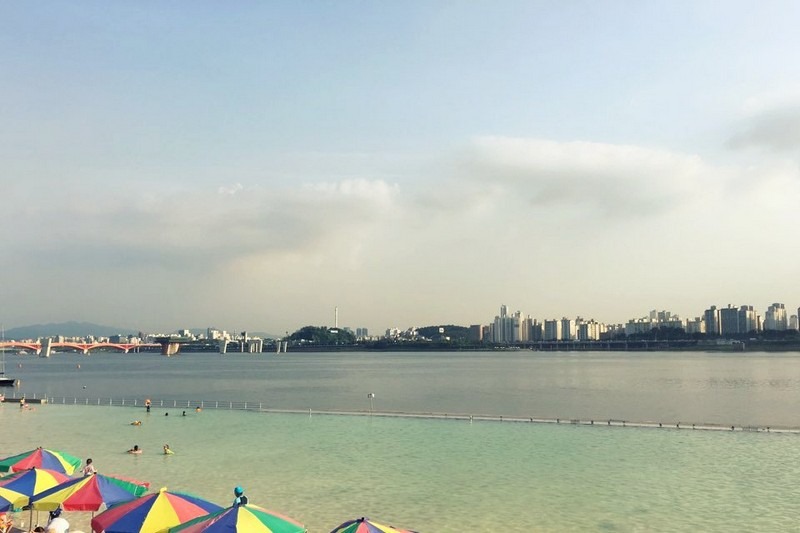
4, 299, 799, 341
2, 3, 800, 335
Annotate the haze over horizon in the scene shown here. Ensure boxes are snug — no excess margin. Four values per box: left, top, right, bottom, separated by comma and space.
2, 2, 799, 334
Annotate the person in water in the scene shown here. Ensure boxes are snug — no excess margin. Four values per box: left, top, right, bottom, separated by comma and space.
128, 445, 142, 454
232, 486, 248, 506
163, 444, 174, 455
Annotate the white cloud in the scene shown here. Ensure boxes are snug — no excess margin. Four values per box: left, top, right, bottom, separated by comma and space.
218, 183, 244, 195
464, 136, 725, 218
728, 107, 800, 153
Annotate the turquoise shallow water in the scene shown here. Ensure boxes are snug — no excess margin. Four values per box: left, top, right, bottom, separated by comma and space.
2, 403, 799, 532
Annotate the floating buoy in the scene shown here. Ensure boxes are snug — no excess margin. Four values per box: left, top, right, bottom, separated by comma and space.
82, 385, 87, 389
77, 364, 81, 369
17, 363, 22, 368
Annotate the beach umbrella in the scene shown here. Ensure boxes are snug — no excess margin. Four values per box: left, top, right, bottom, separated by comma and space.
30, 473, 149, 512
0, 448, 82, 475
0, 486, 27, 513
0, 468, 74, 528
90, 487, 223, 533
329, 517, 418, 533
169, 503, 306, 533
0, 467, 71, 494
0, 467, 71, 510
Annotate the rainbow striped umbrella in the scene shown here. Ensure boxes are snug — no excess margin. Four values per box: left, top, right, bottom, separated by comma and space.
30, 473, 149, 512
169, 504, 306, 533
0, 448, 82, 475
0, 485, 27, 513
329, 517, 418, 533
0, 467, 70, 508
91, 487, 223, 533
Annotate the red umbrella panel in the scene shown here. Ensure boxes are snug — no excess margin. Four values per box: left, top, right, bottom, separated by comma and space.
0, 448, 82, 475
30, 473, 149, 512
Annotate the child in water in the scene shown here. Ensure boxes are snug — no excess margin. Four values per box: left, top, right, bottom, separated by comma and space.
163, 444, 174, 455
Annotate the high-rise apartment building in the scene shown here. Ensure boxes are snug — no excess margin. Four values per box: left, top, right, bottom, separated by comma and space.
737, 306, 758, 334
764, 303, 787, 331
543, 319, 562, 341
559, 317, 575, 341
719, 305, 739, 335
685, 317, 704, 335
703, 306, 720, 336
492, 305, 515, 343
530, 319, 543, 341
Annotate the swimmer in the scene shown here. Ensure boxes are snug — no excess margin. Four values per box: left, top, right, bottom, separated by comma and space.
130, 420, 142, 426
127, 445, 142, 454
163, 444, 174, 455
195, 406, 202, 413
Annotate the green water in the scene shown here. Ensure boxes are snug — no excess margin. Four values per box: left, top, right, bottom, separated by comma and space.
2, 403, 799, 532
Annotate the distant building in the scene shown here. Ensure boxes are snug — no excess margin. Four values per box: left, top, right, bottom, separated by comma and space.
492, 305, 515, 343
764, 303, 787, 331
685, 317, 704, 335
737, 306, 758, 334
577, 319, 602, 341
543, 319, 561, 341
703, 306, 720, 336
530, 319, 543, 341
719, 305, 739, 336
559, 317, 574, 341
625, 318, 653, 336
468, 325, 483, 342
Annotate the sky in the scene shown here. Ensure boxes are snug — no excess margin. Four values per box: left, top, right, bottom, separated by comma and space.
2, 2, 800, 335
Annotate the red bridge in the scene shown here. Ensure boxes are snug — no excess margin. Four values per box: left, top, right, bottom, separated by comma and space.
0, 341, 161, 355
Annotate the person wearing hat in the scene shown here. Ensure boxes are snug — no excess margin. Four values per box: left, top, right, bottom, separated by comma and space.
232, 486, 248, 507
46, 507, 69, 533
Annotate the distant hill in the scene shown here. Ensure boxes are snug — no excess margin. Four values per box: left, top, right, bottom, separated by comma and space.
4, 321, 139, 340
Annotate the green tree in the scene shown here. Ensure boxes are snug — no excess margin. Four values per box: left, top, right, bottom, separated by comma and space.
289, 326, 355, 344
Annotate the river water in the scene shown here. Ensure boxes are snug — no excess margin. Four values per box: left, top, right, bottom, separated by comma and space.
2, 350, 799, 532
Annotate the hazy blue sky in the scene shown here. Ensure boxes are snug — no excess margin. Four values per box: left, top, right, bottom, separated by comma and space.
2, 2, 799, 334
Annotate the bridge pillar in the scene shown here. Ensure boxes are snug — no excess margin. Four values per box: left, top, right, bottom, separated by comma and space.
42, 339, 52, 358
161, 342, 181, 356
218, 340, 228, 354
